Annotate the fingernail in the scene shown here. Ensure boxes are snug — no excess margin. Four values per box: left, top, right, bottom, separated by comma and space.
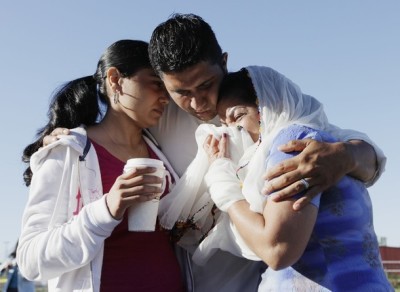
63, 129, 69, 134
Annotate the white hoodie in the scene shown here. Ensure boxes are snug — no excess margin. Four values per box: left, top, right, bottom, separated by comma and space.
16, 126, 182, 292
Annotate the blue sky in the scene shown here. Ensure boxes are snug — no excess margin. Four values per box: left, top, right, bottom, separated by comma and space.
0, 1, 399, 259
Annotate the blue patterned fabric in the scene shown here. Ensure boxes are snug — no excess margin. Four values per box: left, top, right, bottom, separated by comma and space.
260, 124, 393, 291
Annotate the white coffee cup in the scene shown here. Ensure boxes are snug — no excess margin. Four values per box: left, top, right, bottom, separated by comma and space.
123, 158, 166, 232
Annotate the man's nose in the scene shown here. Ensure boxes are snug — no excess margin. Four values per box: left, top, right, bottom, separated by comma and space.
190, 95, 207, 111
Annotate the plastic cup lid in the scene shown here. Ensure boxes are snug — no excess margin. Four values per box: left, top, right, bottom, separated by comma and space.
124, 158, 164, 169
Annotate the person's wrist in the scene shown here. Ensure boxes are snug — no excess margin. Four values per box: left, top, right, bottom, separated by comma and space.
342, 141, 358, 174
104, 194, 122, 220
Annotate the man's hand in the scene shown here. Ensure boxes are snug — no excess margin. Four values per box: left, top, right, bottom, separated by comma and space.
42, 128, 71, 147
262, 139, 354, 210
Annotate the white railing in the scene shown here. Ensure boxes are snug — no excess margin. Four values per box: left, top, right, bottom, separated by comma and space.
382, 260, 400, 273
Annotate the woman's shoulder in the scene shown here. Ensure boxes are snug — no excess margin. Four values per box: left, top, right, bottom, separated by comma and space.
274, 124, 336, 145
48, 126, 88, 151
31, 126, 89, 167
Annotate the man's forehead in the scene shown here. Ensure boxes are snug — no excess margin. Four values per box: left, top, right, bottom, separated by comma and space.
161, 62, 222, 90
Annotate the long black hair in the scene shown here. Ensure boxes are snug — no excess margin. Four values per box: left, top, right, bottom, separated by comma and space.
22, 40, 151, 186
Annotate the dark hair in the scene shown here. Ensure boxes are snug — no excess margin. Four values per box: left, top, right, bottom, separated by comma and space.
149, 13, 223, 75
218, 68, 257, 105
22, 40, 151, 186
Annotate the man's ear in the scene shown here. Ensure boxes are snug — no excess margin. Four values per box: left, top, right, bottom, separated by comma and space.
221, 52, 228, 74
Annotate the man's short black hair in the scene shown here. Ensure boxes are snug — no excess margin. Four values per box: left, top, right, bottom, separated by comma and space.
149, 13, 223, 75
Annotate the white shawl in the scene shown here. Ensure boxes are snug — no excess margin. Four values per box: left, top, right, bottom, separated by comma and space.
242, 66, 329, 213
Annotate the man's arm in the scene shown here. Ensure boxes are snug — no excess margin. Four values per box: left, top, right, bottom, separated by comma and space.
345, 139, 378, 181
257, 67, 386, 210
262, 139, 378, 210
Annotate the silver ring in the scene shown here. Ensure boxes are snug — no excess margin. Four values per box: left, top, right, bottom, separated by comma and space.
300, 178, 310, 190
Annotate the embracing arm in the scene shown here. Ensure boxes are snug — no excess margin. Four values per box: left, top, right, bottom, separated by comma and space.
344, 139, 378, 182
260, 69, 384, 209
228, 198, 317, 269
328, 125, 385, 186
229, 126, 322, 268
264, 138, 378, 210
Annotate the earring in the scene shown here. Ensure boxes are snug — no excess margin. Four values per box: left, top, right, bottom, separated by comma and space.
113, 91, 119, 104
236, 125, 243, 131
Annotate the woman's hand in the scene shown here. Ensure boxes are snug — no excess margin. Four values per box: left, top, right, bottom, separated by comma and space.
105, 166, 163, 220
203, 133, 229, 164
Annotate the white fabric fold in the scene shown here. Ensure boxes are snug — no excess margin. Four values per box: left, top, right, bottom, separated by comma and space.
204, 158, 244, 212
158, 124, 253, 232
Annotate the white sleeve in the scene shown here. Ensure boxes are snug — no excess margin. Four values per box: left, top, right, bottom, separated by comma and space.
17, 147, 120, 281
205, 158, 245, 212
194, 159, 259, 263
326, 124, 386, 187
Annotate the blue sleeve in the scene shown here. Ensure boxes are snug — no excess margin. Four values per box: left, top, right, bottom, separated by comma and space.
266, 124, 324, 208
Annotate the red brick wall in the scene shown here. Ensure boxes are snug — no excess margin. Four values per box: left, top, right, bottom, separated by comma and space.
380, 246, 400, 261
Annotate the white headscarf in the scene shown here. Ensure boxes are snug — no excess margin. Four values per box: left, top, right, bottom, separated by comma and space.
242, 66, 329, 213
